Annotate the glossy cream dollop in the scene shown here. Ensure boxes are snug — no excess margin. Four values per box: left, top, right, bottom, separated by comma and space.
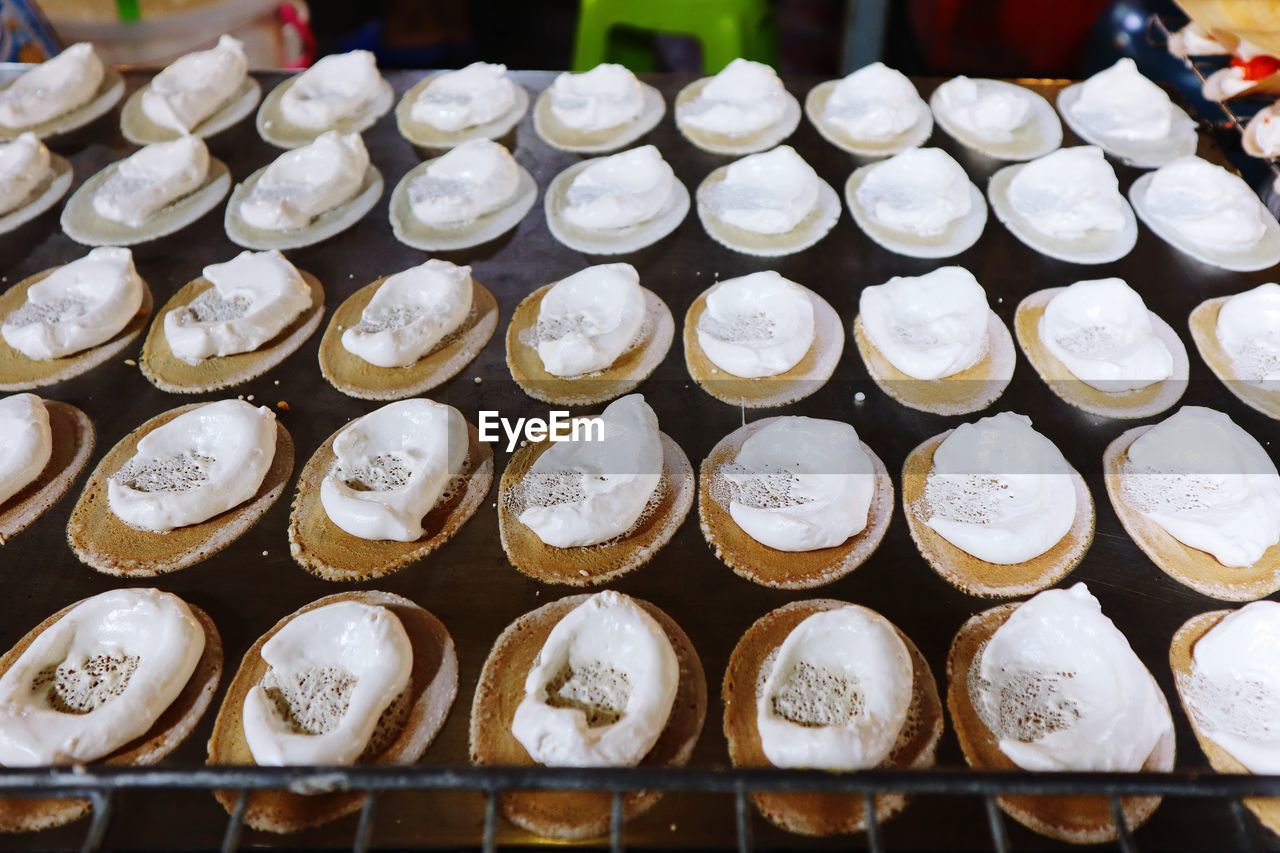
679, 58, 788, 136
517, 395, 662, 548
0, 43, 104, 130
1142, 156, 1267, 252
511, 591, 678, 767
1, 247, 144, 360
320, 399, 468, 542
0, 133, 51, 216
1008, 146, 1127, 239
1185, 601, 1280, 774
758, 607, 911, 770
142, 35, 248, 133
549, 64, 644, 132
1039, 278, 1173, 392
240, 131, 368, 231
412, 62, 517, 132
342, 259, 473, 368
279, 50, 383, 129
242, 600, 413, 765
107, 399, 277, 533
1216, 282, 1280, 382
974, 583, 1172, 772
0, 589, 203, 766
856, 147, 972, 235
562, 145, 675, 231
723, 417, 873, 551
933, 76, 1030, 143
1123, 406, 1280, 567
822, 62, 922, 140
0, 394, 51, 506
704, 145, 819, 234
164, 250, 313, 364
859, 266, 989, 380
408, 138, 519, 226
924, 412, 1076, 564
92, 135, 210, 227
1068, 58, 1181, 142
534, 263, 645, 377
696, 271, 815, 378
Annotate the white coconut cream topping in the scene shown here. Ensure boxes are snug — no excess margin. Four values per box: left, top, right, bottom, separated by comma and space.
142, 35, 248, 133
511, 591, 678, 767
0, 43, 104, 130
1252, 112, 1280, 158
678, 58, 788, 136
562, 144, 675, 231
1, 247, 144, 360
164, 250, 312, 364
534, 263, 645, 377
408, 138, 520, 226
0, 588, 204, 766
758, 607, 911, 770
1008, 146, 1127, 239
0, 133, 51, 216
1123, 406, 1280, 568
856, 147, 972, 235
517, 394, 662, 548
859, 266, 989, 380
722, 417, 873, 552
1039, 278, 1173, 392
320, 399, 468, 542
1068, 58, 1182, 142
107, 399, 277, 533
549, 64, 644, 132
1185, 601, 1280, 774
703, 145, 819, 234
412, 62, 517, 132
932, 76, 1031, 143
279, 50, 384, 130
924, 412, 1076, 564
240, 131, 368, 231
92, 135, 210, 227
696, 271, 815, 379
1141, 156, 1267, 253
0, 394, 51, 506
242, 600, 413, 765
1169, 21, 1231, 57
1216, 282, 1280, 382
342, 259, 473, 368
974, 583, 1172, 772
822, 62, 922, 140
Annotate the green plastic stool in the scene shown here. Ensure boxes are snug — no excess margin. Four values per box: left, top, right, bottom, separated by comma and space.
572, 0, 777, 74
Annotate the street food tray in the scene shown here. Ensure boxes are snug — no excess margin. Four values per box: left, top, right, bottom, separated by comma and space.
1, 69, 1278, 851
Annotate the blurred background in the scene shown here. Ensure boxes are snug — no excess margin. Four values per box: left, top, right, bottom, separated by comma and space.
5, 0, 1207, 81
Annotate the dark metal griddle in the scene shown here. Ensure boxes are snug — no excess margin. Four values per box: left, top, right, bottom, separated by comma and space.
0, 69, 1277, 851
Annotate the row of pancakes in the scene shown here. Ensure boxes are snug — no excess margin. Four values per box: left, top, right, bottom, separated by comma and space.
0, 41, 1200, 161
3, 388, 1277, 602
1, 578, 1277, 844
1, 247, 1276, 423
4, 46, 1277, 271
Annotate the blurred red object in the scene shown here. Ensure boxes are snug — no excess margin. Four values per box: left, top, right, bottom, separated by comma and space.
907, 0, 1111, 77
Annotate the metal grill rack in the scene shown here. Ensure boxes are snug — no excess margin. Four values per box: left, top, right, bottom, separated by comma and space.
1149, 12, 1280, 182
4, 764, 1280, 853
